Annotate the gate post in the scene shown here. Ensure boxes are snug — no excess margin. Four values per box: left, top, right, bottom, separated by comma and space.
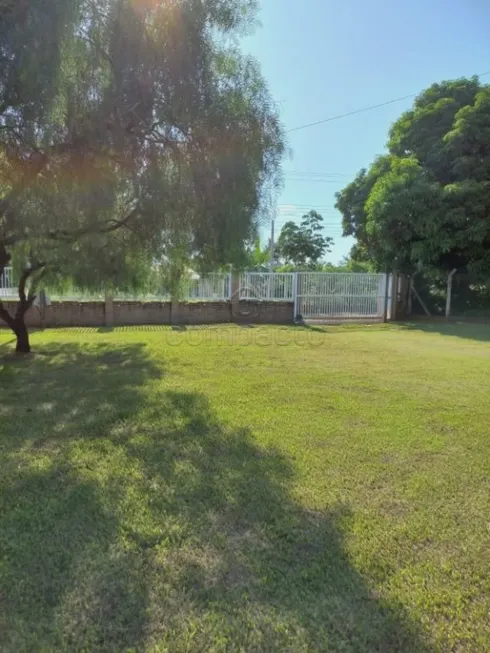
230, 270, 241, 320
446, 269, 457, 318
105, 287, 114, 327
293, 272, 299, 321
383, 273, 390, 323
391, 271, 399, 321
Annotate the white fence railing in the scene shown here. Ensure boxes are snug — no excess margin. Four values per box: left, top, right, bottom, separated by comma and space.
0, 266, 16, 297
1, 267, 391, 321
113, 273, 232, 301
0, 268, 232, 302
183, 273, 231, 301
239, 272, 294, 301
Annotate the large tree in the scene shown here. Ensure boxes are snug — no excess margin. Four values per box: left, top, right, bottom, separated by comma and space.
335, 77, 490, 274
276, 210, 333, 268
0, 0, 284, 352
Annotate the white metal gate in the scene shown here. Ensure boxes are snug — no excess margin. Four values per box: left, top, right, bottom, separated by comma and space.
240, 273, 294, 301
294, 272, 389, 321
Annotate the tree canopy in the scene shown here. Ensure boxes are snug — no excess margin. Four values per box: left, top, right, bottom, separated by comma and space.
0, 0, 284, 350
335, 77, 490, 274
276, 210, 333, 268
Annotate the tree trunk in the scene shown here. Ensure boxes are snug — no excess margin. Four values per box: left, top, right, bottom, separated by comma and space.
0, 259, 42, 354
13, 315, 31, 354
0, 300, 32, 354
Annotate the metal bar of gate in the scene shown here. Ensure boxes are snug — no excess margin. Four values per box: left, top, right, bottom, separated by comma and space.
295, 272, 387, 321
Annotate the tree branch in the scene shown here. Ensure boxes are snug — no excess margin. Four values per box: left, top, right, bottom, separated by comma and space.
18, 262, 45, 304
27, 267, 49, 302
2, 205, 140, 254
46, 207, 140, 242
0, 138, 96, 221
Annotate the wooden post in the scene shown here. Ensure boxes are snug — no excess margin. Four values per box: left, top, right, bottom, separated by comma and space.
412, 285, 431, 317
397, 275, 409, 319
391, 271, 399, 321
446, 269, 458, 318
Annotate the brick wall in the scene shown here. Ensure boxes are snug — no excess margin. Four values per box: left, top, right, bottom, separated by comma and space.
1, 301, 107, 327
1, 302, 40, 327
177, 301, 232, 325
48, 302, 106, 327
0, 300, 294, 328
234, 301, 294, 325
114, 301, 172, 326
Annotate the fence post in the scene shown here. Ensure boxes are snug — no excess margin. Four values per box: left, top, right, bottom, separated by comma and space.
446, 268, 458, 318
391, 271, 399, 321
227, 270, 240, 322
397, 275, 409, 318
383, 273, 390, 323
411, 285, 432, 317
171, 296, 180, 325
231, 269, 240, 300
38, 289, 48, 329
293, 272, 299, 320
104, 287, 114, 327
377, 275, 386, 318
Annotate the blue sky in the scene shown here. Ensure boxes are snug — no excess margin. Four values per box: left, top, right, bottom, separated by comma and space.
243, 0, 490, 263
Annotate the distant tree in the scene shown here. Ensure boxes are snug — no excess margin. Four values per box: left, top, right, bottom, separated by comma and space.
335, 77, 490, 275
276, 211, 333, 268
0, 0, 284, 352
277, 256, 374, 273
242, 237, 271, 271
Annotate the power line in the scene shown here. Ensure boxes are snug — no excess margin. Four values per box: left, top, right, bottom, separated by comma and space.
276, 223, 341, 227
283, 171, 351, 176
284, 178, 348, 184
286, 69, 490, 134
276, 213, 340, 218
276, 219, 341, 223
284, 176, 349, 180
274, 220, 344, 228
275, 213, 342, 219
278, 202, 335, 209
275, 216, 341, 221
278, 207, 339, 215
286, 94, 416, 133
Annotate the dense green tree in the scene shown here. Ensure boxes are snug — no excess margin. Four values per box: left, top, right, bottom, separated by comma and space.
335, 77, 490, 275
276, 210, 333, 268
0, 0, 284, 351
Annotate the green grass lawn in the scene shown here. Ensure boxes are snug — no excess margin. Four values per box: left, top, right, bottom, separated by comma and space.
1, 323, 490, 652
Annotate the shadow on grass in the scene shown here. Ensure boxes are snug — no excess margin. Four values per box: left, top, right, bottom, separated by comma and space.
400, 320, 490, 343
0, 341, 431, 652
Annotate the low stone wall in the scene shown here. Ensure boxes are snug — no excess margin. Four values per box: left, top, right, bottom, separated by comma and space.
113, 301, 172, 326
0, 300, 294, 328
177, 301, 233, 325
1, 301, 106, 328
233, 301, 294, 325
